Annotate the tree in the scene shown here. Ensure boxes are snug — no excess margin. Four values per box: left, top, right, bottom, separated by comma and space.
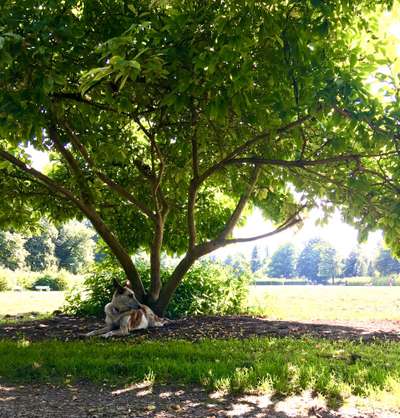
0, 231, 27, 270
267, 243, 296, 278
55, 221, 95, 274
296, 239, 323, 282
342, 250, 367, 277
318, 244, 339, 284
375, 248, 400, 276
0, 0, 396, 313
24, 220, 58, 271
250, 246, 262, 273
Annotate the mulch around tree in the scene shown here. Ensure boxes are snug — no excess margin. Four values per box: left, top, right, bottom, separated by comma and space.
1, 313, 400, 342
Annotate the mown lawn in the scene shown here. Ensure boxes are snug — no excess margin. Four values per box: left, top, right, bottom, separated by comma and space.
249, 285, 400, 321
0, 291, 66, 316
1, 337, 400, 409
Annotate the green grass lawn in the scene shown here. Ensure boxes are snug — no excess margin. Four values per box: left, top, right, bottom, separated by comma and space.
0, 291, 66, 316
248, 285, 400, 321
0, 337, 399, 409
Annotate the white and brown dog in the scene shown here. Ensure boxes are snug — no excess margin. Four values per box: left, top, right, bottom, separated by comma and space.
85, 278, 166, 338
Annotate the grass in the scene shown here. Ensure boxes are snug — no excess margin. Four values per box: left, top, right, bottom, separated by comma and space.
248, 285, 400, 321
0, 337, 400, 408
0, 291, 66, 316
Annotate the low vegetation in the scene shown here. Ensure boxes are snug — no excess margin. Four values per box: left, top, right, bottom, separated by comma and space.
0, 337, 399, 409
65, 261, 250, 318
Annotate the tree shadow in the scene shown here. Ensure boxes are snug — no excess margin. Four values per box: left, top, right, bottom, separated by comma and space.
1, 313, 399, 342
0, 381, 371, 418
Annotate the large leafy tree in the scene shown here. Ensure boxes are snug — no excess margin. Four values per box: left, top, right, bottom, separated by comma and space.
55, 220, 95, 274
0, 0, 396, 313
0, 231, 27, 270
267, 243, 296, 278
375, 247, 400, 276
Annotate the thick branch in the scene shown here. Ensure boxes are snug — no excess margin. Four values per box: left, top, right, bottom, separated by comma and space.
0, 148, 145, 298
62, 122, 156, 220
217, 165, 261, 241
198, 114, 312, 185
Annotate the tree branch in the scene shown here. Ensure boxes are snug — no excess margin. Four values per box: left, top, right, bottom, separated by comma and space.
62, 121, 156, 220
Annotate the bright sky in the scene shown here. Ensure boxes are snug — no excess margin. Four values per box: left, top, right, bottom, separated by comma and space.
216, 208, 383, 260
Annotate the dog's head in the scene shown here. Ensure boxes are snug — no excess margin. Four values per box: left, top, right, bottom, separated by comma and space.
111, 278, 141, 311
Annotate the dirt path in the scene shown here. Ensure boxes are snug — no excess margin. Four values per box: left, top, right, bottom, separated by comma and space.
1, 314, 400, 342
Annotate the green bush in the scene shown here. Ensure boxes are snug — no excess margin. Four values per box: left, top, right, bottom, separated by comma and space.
0, 275, 8, 291
31, 273, 68, 291
65, 260, 250, 318
372, 275, 400, 286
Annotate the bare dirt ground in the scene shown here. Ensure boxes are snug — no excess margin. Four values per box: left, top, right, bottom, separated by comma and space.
1, 314, 400, 417
1, 313, 400, 342
0, 380, 398, 418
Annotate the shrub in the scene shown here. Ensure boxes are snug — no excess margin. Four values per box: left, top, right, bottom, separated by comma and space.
31, 273, 68, 291
0, 267, 13, 291
0, 275, 8, 291
65, 260, 250, 318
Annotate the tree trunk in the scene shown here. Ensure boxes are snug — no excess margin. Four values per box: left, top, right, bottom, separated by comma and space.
153, 252, 197, 315
148, 217, 164, 303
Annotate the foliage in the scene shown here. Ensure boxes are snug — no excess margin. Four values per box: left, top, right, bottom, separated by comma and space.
267, 244, 296, 278
24, 220, 58, 272
0, 231, 27, 270
375, 248, 400, 276
55, 221, 95, 274
318, 244, 339, 283
296, 239, 323, 282
342, 251, 367, 277
31, 273, 68, 291
66, 260, 249, 318
0, 0, 397, 312
1, 338, 400, 408
0, 275, 8, 291
250, 246, 262, 273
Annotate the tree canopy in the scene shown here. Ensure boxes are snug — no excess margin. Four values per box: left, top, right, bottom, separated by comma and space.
0, 0, 398, 312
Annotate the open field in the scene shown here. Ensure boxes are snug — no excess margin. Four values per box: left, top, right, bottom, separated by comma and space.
2, 285, 400, 322
0, 291, 66, 316
249, 285, 400, 321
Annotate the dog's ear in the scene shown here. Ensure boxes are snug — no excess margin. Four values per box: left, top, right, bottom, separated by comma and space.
113, 277, 124, 293
125, 280, 133, 290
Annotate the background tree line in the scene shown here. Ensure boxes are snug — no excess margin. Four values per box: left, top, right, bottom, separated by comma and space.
0, 220, 95, 274
234, 239, 400, 283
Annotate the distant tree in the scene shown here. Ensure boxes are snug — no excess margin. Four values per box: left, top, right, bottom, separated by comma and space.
375, 248, 400, 276
268, 243, 296, 278
24, 220, 58, 271
296, 239, 323, 282
250, 246, 262, 273
342, 250, 367, 277
318, 245, 339, 284
224, 253, 251, 277
55, 221, 95, 273
0, 231, 27, 270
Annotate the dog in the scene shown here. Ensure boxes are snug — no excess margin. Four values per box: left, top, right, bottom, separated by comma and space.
85, 278, 166, 338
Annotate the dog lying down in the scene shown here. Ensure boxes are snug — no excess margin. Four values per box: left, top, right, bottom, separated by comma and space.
85, 278, 167, 338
